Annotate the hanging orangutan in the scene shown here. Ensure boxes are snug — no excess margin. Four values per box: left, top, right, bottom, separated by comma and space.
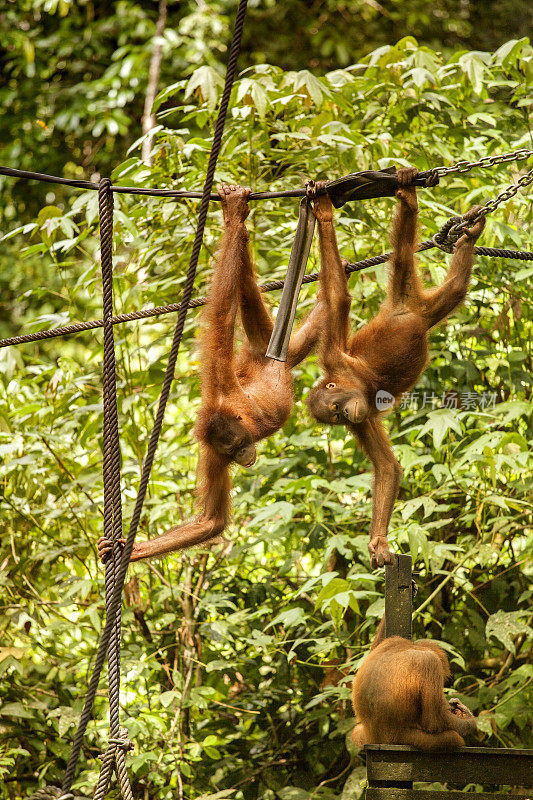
99, 184, 324, 562
307, 168, 485, 569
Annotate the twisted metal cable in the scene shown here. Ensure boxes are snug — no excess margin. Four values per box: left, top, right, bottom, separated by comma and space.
61, 0, 249, 791
2, 147, 531, 199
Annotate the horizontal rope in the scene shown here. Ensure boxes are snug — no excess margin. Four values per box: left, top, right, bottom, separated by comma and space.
0, 165, 311, 201
1, 242, 531, 349
2, 146, 532, 201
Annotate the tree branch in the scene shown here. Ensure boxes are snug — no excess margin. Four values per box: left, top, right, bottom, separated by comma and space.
141, 0, 168, 165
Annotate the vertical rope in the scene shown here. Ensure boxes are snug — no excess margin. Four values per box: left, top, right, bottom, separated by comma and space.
61, 1, 249, 791
96, 179, 118, 800
98, 178, 123, 745
92, 179, 135, 800
92, 748, 115, 800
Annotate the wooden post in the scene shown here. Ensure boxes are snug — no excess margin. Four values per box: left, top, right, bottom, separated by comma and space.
384, 554, 412, 640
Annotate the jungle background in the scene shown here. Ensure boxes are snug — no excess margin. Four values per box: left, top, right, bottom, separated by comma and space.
0, 1, 532, 798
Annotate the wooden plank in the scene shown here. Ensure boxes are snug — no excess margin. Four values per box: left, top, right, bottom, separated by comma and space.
366, 789, 529, 800
384, 554, 412, 639
365, 745, 533, 757
365, 745, 533, 787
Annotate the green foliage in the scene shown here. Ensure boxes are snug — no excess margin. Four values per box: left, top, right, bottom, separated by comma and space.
0, 28, 532, 800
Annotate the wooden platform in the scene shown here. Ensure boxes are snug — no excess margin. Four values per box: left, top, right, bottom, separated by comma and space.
364, 744, 533, 799
362, 558, 533, 798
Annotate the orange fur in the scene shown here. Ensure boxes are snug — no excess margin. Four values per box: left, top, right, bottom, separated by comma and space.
308, 170, 485, 568
124, 185, 325, 562
352, 625, 477, 751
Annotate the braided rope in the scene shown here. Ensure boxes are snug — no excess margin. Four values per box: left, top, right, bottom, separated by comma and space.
98, 178, 122, 739
93, 748, 115, 800
60, 1, 249, 792
94, 730, 133, 800
115, 745, 135, 800
1, 241, 531, 350
96, 178, 132, 800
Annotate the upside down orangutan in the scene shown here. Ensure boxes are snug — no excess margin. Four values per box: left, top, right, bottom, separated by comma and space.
100, 184, 325, 562
308, 168, 485, 568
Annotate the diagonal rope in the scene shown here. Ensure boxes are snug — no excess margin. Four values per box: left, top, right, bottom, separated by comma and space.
1, 241, 531, 349
60, 0, 249, 791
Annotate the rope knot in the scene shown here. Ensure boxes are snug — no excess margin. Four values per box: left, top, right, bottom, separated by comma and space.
432, 214, 463, 253
109, 729, 134, 752
425, 169, 440, 188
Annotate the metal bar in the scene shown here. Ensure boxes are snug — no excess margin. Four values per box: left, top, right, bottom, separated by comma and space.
265, 198, 316, 361
384, 555, 412, 639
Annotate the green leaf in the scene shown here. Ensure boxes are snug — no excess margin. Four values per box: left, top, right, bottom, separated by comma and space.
159, 691, 179, 708
514, 266, 533, 282
418, 409, 462, 449
316, 577, 350, 605
407, 526, 429, 567
268, 607, 306, 629
493, 39, 527, 66
153, 80, 185, 111
486, 611, 533, 654
196, 792, 235, 800
278, 789, 311, 800
249, 501, 294, 526
0, 703, 34, 719
459, 53, 486, 94
251, 83, 268, 118
410, 67, 433, 88
185, 66, 224, 110
293, 70, 328, 105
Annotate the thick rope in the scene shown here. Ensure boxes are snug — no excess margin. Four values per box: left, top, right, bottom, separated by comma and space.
94, 730, 133, 800
60, 0, 248, 791
29, 790, 73, 800
93, 179, 134, 800
92, 748, 115, 800
1, 241, 531, 350
98, 179, 122, 745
